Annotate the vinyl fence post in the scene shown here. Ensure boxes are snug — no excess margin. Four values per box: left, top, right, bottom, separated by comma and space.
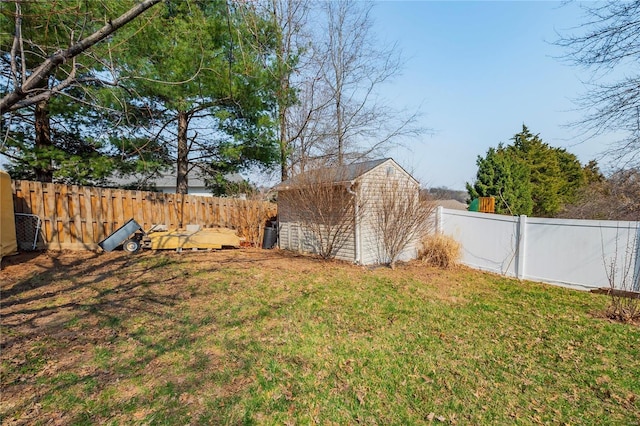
516, 215, 527, 279
436, 206, 443, 235
633, 224, 640, 291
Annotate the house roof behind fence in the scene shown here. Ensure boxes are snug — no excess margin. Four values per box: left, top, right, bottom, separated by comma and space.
110, 171, 244, 190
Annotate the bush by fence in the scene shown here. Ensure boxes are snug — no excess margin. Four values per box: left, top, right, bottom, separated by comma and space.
11, 180, 276, 250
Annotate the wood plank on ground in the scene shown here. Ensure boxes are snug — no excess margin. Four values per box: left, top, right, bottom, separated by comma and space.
148, 228, 240, 250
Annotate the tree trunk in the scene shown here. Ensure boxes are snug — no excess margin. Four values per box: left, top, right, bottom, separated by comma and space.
34, 98, 53, 182
277, 38, 290, 181
336, 98, 343, 166
279, 106, 288, 181
176, 111, 189, 195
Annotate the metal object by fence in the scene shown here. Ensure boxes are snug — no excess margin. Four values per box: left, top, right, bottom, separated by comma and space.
14, 213, 42, 251
98, 218, 143, 252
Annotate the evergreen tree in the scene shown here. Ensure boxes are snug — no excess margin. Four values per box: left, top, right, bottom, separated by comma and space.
114, 0, 279, 194
466, 146, 533, 215
507, 125, 585, 217
1, 1, 169, 184
467, 125, 589, 217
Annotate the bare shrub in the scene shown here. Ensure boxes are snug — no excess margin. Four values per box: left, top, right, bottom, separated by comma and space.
560, 168, 640, 221
229, 196, 277, 247
277, 167, 361, 259
604, 226, 640, 322
370, 179, 436, 268
419, 234, 461, 269
606, 289, 640, 322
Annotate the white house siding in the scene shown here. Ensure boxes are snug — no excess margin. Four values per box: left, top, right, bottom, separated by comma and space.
157, 186, 211, 197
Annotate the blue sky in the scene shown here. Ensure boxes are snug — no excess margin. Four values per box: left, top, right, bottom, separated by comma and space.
371, 1, 609, 190
1, 1, 613, 193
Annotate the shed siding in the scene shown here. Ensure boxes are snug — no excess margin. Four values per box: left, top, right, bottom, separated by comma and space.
278, 221, 355, 262
357, 161, 421, 265
277, 158, 421, 265
277, 191, 356, 261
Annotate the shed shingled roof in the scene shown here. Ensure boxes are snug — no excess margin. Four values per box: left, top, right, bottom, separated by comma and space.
277, 158, 394, 189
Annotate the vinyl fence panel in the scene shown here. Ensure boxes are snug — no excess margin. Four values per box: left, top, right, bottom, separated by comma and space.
438, 209, 520, 277
437, 207, 639, 291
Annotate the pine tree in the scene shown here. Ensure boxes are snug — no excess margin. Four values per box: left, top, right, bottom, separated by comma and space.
507, 125, 585, 217
114, 0, 279, 194
466, 146, 533, 215
1, 1, 169, 184
467, 125, 588, 217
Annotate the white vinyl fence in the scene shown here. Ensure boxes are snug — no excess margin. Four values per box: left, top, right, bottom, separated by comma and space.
435, 207, 640, 291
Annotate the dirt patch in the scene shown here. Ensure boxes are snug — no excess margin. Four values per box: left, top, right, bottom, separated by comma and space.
0, 248, 310, 286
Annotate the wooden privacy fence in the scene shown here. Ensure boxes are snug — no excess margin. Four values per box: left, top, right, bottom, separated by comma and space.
11, 180, 277, 250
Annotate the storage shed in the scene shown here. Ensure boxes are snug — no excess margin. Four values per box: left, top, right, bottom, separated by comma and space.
1, 169, 18, 259
277, 158, 423, 265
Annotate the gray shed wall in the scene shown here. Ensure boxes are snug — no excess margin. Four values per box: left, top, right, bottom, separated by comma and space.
277, 159, 421, 265
357, 162, 421, 265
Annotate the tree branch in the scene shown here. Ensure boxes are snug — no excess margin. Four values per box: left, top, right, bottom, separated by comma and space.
0, 0, 162, 114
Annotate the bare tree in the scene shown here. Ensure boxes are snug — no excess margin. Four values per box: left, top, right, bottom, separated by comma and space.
603, 226, 640, 322
284, 0, 424, 168
558, 168, 640, 221
427, 186, 468, 203
556, 1, 640, 167
262, 0, 316, 181
277, 166, 363, 259
369, 179, 435, 268
286, 73, 334, 176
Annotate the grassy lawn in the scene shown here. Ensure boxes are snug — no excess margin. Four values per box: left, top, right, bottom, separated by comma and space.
1, 249, 638, 425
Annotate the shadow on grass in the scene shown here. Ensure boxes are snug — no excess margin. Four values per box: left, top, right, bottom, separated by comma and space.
0, 249, 298, 423
0, 248, 360, 423
0, 254, 183, 345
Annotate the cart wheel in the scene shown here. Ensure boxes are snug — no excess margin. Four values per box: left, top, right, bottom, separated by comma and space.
123, 238, 141, 253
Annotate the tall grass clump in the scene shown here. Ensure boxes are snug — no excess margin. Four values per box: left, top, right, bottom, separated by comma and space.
419, 234, 461, 268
